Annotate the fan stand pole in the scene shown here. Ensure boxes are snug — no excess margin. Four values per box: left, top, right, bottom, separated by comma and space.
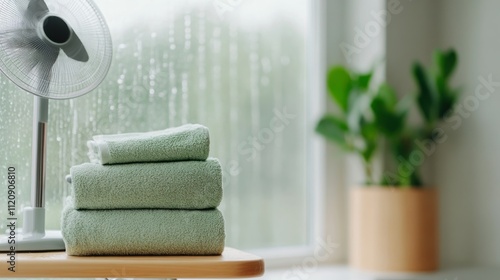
24, 96, 49, 236
0, 96, 65, 252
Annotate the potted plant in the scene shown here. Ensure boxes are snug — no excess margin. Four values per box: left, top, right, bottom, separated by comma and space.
316, 49, 459, 272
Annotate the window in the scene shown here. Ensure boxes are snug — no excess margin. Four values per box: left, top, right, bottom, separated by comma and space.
0, 0, 312, 253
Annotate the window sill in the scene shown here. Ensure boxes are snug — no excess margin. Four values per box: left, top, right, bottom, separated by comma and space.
261, 265, 500, 280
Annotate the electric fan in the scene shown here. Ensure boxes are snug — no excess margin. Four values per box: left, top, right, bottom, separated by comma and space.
0, 0, 112, 251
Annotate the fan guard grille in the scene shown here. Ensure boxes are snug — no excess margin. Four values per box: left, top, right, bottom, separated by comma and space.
0, 0, 113, 99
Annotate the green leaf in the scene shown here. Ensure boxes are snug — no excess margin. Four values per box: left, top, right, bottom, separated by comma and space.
361, 142, 376, 163
315, 115, 350, 149
377, 83, 398, 107
435, 74, 446, 96
397, 160, 423, 187
356, 72, 373, 91
347, 93, 372, 133
391, 132, 416, 162
438, 92, 457, 119
409, 171, 423, 187
434, 49, 458, 79
395, 93, 414, 115
360, 122, 378, 162
327, 66, 352, 112
360, 120, 378, 142
371, 96, 406, 136
434, 50, 460, 120
413, 63, 437, 123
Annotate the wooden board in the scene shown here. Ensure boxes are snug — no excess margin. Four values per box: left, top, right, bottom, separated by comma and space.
1, 247, 264, 278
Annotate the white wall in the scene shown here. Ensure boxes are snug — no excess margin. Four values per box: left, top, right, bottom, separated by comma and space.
436, 0, 500, 267
386, 0, 500, 267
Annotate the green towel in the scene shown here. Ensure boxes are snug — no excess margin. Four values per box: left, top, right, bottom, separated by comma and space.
87, 124, 210, 165
69, 158, 222, 210
61, 197, 225, 256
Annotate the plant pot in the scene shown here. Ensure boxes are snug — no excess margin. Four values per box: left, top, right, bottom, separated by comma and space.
349, 187, 438, 272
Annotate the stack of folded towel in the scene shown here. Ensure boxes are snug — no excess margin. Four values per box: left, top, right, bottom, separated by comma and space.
61, 124, 225, 256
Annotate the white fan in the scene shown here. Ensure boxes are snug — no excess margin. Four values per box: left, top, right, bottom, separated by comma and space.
0, 0, 112, 251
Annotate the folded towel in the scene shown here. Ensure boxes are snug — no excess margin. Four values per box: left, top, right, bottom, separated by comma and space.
87, 124, 210, 165
61, 198, 225, 256
69, 158, 222, 210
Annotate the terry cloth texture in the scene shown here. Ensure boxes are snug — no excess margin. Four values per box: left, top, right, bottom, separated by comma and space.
61, 197, 225, 256
69, 158, 222, 210
87, 124, 210, 165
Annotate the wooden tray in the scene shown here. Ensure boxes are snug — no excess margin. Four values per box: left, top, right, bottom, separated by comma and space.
1, 247, 264, 278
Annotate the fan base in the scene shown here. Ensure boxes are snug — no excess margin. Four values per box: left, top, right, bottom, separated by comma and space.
0, 230, 65, 252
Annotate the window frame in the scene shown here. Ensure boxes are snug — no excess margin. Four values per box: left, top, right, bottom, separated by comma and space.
247, 0, 330, 268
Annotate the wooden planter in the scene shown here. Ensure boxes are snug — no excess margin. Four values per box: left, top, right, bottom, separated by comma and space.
349, 187, 439, 272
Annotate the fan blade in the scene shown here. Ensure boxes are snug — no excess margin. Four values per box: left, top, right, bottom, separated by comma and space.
61, 31, 89, 62
26, 0, 50, 23
36, 47, 59, 95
